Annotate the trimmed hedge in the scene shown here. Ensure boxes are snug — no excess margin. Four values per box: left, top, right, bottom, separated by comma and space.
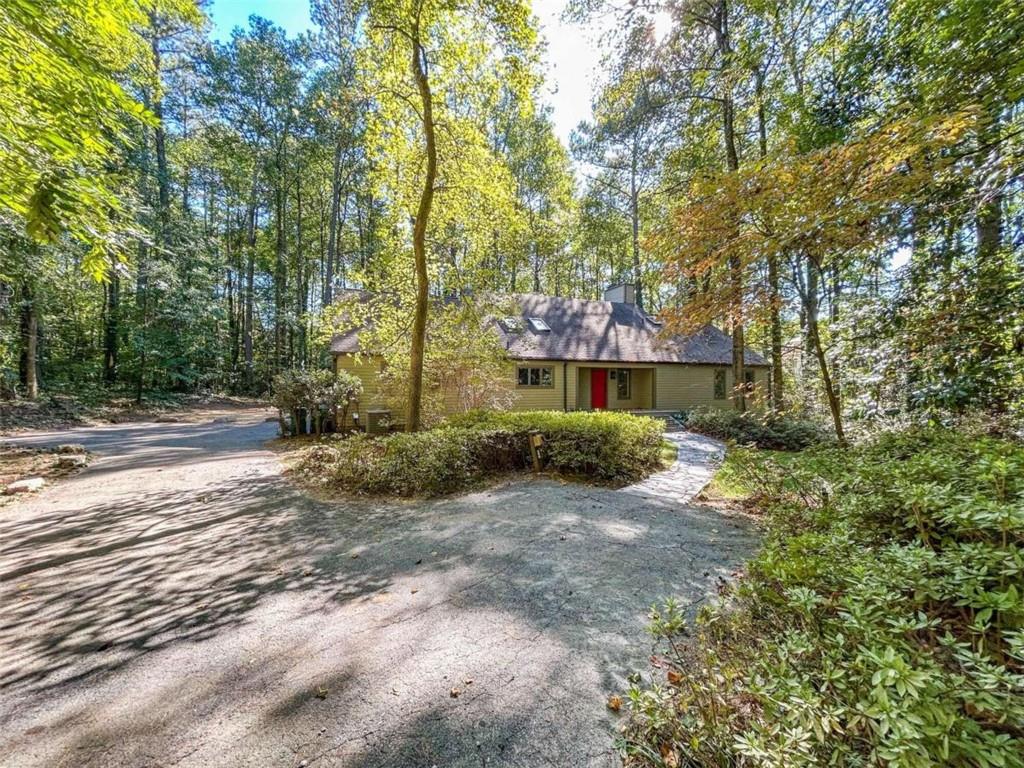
296, 410, 664, 497
683, 406, 831, 450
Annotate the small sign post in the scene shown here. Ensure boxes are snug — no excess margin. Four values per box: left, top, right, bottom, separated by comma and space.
528, 432, 544, 472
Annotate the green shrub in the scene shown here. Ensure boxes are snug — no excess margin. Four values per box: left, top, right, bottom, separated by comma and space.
684, 406, 831, 450
622, 428, 1024, 768
296, 409, 664, 497
271, 368, 362, 436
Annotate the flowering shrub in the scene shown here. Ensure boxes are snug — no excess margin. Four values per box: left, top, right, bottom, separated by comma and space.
623, 428, 1024, 767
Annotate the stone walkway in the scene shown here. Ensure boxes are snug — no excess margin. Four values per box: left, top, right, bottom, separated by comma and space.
620, 430, 725, 504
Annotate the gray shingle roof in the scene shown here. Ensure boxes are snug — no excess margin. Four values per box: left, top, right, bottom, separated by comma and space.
330, 292, 768, 366
495, 294, 767, 365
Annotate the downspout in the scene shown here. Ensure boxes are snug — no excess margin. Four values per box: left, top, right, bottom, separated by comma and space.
563, 361, 568, 412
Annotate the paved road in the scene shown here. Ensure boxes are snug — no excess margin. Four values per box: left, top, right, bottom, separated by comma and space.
0, 412, 757, 768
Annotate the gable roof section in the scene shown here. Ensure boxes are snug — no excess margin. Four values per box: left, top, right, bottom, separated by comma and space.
330, 292, 768, 366
495, 294, 768, 366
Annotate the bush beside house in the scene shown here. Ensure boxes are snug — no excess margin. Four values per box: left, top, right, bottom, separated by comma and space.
683, 406, 831, 450
295, 410, 664, 497
272, 369, 362, 436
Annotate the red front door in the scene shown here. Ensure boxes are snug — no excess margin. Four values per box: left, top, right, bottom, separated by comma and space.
591, 368, 608, 409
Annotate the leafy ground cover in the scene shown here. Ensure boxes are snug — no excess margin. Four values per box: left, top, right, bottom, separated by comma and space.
683, 407, 831, 451
292, 410, 664, 497
701, 446, 796, 501
622, 427, 1024, 767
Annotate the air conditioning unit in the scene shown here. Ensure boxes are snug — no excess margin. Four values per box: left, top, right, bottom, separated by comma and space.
366, 408, 392, 435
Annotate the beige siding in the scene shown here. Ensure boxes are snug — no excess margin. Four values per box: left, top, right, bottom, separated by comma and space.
653, 364, 766, 410
509, 360, 569, 411
334, 353, 404, 423
576, 364, 591, 408
335, 353, 767, 419
574, 365, 655, 410
609, 367, 654, 409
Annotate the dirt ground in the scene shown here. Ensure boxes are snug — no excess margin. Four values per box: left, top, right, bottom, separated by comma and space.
0, 393, 266, 435
0, 408, 757, 768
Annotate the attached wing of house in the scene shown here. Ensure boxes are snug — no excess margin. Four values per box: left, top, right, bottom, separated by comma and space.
331, 284, 769, 424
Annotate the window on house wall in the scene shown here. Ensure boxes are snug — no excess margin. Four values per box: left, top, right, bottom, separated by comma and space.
714, 368, 727, 400
517, 365, 554, 388
617, 369, 631, 399
744, 369, 755, 392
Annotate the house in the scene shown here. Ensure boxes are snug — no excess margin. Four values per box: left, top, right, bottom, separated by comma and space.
331, 283, 769, 424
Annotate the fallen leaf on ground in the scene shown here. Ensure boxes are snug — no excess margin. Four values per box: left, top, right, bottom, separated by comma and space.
450, 688, 460, 698
315, 686, 329, 699
667, 669, 683, 685
606, 695, 622, 712
463, 678, 473, 685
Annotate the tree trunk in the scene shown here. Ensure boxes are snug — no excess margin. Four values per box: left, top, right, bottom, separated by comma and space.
147, 15, 171, 230
19, 281, 38, 400
103, 261, 120, 385
975, 107, 1003, 262
274, 147, 286, 374
296, 172, 306, 367
243, 168, 258, 390
768, 254, 784, 410
226, 206, 240, 376
755, 66, 783, 410
407, 35, 437, 433
714, 0, 745, 412
807, 306, 845, 444
630, 140, 643, 310
325, 139, 343, 306
804, 254, 819, 364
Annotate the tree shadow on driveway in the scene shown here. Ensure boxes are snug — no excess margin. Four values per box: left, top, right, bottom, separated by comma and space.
1, 457, 758, 767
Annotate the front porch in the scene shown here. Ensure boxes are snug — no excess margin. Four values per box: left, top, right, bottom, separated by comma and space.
575, 365, 654, 411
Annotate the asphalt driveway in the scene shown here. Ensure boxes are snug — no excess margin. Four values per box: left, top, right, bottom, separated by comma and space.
0, 410, 757, 767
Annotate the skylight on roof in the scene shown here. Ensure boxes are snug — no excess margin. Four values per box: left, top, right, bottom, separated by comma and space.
528, 317, 551, 332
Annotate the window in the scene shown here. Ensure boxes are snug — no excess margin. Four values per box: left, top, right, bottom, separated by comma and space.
517, 365, 554, 388
527, 317, 551, 332
714, 368, 727, 400
616, 369, 631, 399
744, 370, 755, 393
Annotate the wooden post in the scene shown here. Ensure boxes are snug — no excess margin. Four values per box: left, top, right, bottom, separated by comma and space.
528, 432, 544, 472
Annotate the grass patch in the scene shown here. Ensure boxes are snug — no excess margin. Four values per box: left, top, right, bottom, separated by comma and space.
659, 440, 678, 468
704, 446, 797, 501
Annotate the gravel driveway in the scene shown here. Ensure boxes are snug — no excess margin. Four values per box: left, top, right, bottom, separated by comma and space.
0, 410, 757, 768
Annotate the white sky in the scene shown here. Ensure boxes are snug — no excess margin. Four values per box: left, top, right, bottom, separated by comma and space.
532, 0, 606, 144
208, 0, 609, 147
